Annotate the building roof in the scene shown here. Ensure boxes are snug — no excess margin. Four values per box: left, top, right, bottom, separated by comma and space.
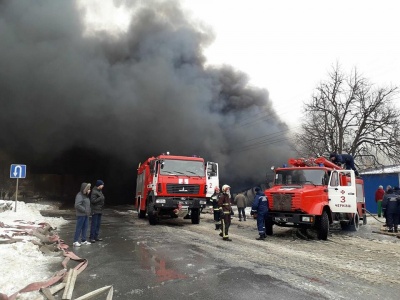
360, 164, 400, 175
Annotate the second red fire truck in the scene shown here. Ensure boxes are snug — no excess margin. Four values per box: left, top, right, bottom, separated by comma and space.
265, 157, 366, 240
135, 153, 218, 225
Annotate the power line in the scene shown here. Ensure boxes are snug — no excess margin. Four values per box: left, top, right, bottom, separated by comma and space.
231, 126, 302, 154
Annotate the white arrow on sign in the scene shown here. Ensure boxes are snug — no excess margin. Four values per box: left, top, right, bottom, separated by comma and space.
13, 165, 22, 177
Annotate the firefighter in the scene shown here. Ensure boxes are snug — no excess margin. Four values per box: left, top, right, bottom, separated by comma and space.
251, 187, 269, 240
218, 184, 232, 241
329, 153, 359, 176
382, 188, 399, 233
210, 186, 221, 230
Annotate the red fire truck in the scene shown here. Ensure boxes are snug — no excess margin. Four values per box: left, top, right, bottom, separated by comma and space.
135, 153, 218, 225
265, 157, 366, 240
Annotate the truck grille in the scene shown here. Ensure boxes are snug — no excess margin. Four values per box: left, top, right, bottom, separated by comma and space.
272, 193, 293, 211
166, 184, 200, 194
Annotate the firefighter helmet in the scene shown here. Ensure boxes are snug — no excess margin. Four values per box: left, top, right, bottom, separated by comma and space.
222, 184, 230, 192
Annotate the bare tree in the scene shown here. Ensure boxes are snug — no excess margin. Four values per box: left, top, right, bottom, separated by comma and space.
294, 64, 400, 169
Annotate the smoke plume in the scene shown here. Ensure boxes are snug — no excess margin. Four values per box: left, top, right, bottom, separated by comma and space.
0, 0, 294, 202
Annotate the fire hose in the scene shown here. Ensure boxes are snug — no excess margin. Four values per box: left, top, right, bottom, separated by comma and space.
0, 221, 88, 300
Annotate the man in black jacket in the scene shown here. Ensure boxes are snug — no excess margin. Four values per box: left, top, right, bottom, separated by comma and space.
329, 153, 359, 176
382, 188, 400, 233
90, 180, 105, 243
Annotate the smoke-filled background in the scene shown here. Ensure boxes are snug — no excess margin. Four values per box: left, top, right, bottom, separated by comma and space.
0, 0, 294, 204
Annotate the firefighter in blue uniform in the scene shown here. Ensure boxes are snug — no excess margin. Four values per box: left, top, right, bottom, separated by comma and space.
329, 153, 359, 176
382, 188, 400, 233
251, 187, 269, 240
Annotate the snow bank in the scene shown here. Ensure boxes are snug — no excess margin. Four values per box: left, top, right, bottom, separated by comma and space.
0, 200, 68, 299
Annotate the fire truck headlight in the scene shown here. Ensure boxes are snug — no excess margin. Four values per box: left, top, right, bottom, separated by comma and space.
301, 216, 314, 223
156, 199, 166, 204
200, 200, 206, 205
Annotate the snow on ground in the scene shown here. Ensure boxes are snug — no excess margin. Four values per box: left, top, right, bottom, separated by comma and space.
0, 200, 68, 299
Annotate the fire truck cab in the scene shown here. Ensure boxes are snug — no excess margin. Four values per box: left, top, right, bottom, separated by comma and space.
135, 153, 218, 225
265, 157, 366, 240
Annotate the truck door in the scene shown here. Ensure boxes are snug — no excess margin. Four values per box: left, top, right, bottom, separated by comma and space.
328, 170, 357, 213
148, 160, 158, 196
206, 162, 219, 198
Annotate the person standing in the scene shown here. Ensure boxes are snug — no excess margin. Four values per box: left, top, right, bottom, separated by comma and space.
90, 180, 105, 243
382, 188, 399, 233
218, 184, 232, 241
375, 185, 385, 218
73, 182, 92, 247
383, 185, 393, 225
234, 192, 247, 221
251, 187, 269, 240
210, 186, 221, 230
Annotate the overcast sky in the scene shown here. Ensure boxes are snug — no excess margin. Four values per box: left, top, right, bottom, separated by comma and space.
181, 0, 400, 128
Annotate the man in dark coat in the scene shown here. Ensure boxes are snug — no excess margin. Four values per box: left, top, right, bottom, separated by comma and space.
251, 187, 269, 240
329, 153, 359, 176
234, 192, 247, 221
90, 180, 105, 243
382, 188, 400, 233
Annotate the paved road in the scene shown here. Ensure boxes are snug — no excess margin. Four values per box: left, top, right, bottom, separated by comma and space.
50, 207, 400, 300
55, 208, 324, 300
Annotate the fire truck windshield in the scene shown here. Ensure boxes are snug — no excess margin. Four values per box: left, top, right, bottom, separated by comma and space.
275, 169, 327, 186
159, 159, 205, 177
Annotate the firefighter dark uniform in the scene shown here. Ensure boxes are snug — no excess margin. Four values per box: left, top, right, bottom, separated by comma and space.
210, 187, 221, 230
218, 184, 232, 241
329, 153, 359, 176
382, 188, 400, 233
251, 187, 269, 240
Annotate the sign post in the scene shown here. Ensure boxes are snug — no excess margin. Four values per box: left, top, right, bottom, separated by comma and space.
10, 164, 27, 212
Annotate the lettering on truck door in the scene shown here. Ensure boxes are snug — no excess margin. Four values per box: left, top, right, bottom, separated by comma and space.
328, 170, 357, 213
206, 162, 219, 198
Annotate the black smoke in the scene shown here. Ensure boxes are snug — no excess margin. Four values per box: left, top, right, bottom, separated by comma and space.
0, 0, 294, 204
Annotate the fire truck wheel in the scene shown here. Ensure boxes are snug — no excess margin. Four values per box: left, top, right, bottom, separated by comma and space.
265, 217, 273, 236
191, 208, 200, 224
349, 212, 360, 231
317, 211, 329, 240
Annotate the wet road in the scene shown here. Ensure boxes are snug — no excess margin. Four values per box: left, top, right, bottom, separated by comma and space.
57, 207, 326, 300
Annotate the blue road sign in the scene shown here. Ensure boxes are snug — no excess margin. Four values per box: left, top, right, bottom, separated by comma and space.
10, 164, 27, 179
